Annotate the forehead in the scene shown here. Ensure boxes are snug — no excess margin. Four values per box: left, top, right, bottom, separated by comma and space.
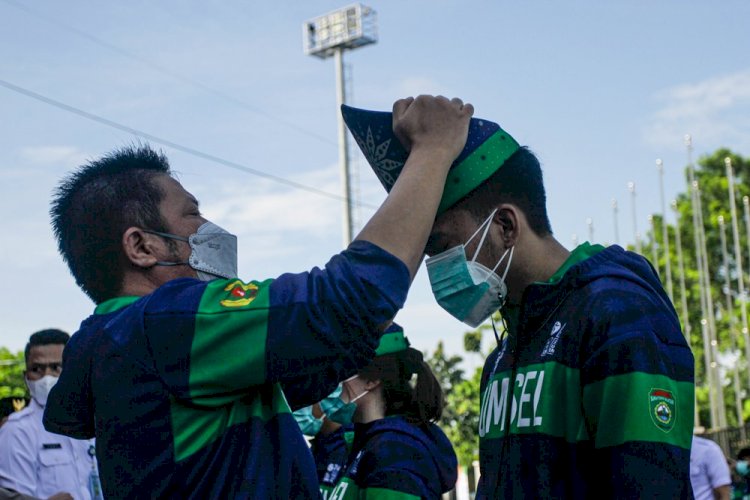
426, 208, 477, 256
155, 175, 199, 207
27, 344, 64, 364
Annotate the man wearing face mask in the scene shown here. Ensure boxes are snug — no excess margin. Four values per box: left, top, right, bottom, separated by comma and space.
43, 96, 473, 498
0, 329, 98, 500
345, 105, 694, 498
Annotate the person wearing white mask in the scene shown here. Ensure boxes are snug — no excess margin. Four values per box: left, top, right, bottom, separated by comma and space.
345, 104, 694, 498
44, 97, 473, 498
0, 329, 99, 500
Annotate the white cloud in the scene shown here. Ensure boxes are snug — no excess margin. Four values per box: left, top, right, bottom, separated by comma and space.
644, 70, 750, 151
19, 145, 89, 167
396, 76, 450, 98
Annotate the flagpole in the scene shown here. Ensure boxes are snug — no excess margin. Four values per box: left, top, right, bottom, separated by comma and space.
628, 181, 641, 254
612, 199, 620, 246
719, 215, 745, 427
649, 214, 659, 273
686, 134, 719, 429
656, 159, 674, 301
726, 158, 750, 392
672, 199, 699, 427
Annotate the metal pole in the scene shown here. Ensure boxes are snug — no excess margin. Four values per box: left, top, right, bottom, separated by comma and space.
587, 218, 594, 243
697, 192, 726, 428
719, 215, 744, 427
672, 200, 691, 342
656, 159, 674, 301
649, 214, 659, 274
628, 181, 641, 254
572, 233, 579, 247
686, 134, 718, 428
702, 318, 718, 429
726, 158, 750, 391
672, 199, 699, 427
334, 47, 353, 247
612, 198, 620, 246
744, 196, 750, 279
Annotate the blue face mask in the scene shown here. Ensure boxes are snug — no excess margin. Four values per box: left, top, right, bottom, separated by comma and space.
292, 405, 324, 437
320, 377, 369, 426
737, 460, 750, 476
426, 209, 513, 328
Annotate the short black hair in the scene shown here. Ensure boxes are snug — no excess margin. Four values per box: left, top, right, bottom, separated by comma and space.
738, 447, 750, 461
24, 328, 70, 361
457, 146, 553, 236
50, 144, 172, 304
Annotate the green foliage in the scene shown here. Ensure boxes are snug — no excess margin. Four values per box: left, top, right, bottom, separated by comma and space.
641, 148, 750, 429
426, 331, 487, 470
444, 366, 482, 467
0, 348, 27, 399
464, 331, 482, 354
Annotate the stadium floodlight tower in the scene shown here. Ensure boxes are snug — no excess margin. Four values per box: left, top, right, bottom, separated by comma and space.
304, 4, 378, 247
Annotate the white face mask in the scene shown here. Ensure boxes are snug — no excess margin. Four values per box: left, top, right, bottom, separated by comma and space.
26, 375, 58, 407
147, 221, 238, 281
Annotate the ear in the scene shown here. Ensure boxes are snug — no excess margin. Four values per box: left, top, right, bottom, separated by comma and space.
494, 204, 520, 246
122, 227, 161, 268
363, 378, 382, 392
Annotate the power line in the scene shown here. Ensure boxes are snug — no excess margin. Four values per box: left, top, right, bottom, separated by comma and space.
0, 0, 337, 147
0, 78, 378, 210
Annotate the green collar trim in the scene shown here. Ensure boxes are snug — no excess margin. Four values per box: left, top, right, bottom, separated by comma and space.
544, 242, 605, 285
94, 296, 140, 315
438, 129, 520, 214
375, 330, 410, 356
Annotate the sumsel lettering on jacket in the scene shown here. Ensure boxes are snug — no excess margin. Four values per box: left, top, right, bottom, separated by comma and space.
479, 368, 545, 437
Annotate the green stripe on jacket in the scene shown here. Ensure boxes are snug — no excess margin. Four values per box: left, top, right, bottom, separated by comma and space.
479, 360, 693, 449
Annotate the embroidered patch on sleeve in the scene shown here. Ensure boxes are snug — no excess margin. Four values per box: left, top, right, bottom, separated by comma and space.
649, 388, 676, 432
220, 280, 259, 308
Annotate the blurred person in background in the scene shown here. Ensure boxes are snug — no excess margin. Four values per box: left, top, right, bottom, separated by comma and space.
732, 447, 750, 500
690, 434, 730, 500
0, 329, 99, 500
293, 395, 354, 498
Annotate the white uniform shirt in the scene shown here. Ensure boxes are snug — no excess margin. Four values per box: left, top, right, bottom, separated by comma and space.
0, 399, 96, 500
690, 435, 732, 500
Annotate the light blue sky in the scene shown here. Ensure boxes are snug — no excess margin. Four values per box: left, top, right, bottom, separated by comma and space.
1, 1, 749, 367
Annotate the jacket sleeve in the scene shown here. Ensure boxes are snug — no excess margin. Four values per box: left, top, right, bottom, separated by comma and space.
580, 285, 694, 499
43, 332, 95, 440
145, 241, 410, 409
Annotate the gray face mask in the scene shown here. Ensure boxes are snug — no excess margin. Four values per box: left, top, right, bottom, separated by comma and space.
146, 221, 238, 281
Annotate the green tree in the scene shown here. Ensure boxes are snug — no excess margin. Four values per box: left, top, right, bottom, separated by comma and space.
0, 347, 26, 399
639, 148, 750, 428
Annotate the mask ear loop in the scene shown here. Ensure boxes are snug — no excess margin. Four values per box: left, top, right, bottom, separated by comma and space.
467, 208, 498, 263
492, 245, 514, 282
